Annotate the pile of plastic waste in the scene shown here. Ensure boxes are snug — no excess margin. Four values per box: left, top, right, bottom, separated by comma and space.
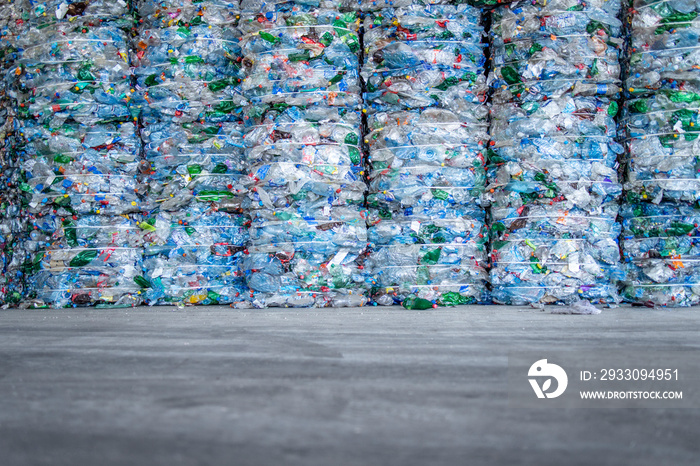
238, 0, 369, 307
362, 2, 490, 308
9, 1, 148, 308
487, 0, 625, 305
134, 0, 250, 306
620, 0, 700, 305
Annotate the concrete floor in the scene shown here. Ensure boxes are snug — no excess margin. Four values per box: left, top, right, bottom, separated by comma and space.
0, 305, 698, 465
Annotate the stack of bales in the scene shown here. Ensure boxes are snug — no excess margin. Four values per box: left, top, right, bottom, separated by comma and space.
620, 0, 700, 306
134, 0, 250, 306
487, 0, 625, 305
12, 0, 146, 308
238, 0, 369, 307
362, 1, 490, 308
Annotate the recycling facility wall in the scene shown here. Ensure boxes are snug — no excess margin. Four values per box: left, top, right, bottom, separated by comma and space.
0, 0, 695, 308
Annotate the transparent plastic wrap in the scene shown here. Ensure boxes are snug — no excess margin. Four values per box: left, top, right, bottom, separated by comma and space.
366, 205, 489, 308
244, 205, 370, 307
620, 202, 700, 306
362, 3, 487, 114
141, 205, 250, 306
22, 214, 146, 308
238, 4, 361, 108
488, 0, 623, 304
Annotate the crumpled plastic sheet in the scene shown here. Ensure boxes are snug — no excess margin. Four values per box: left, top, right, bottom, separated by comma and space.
11, 16, 147, 308
135, 0, 250, 306
362, 3, 489, 307
621, 0, 700, 306
239, 2, 368, 307
487, 0, 624, 304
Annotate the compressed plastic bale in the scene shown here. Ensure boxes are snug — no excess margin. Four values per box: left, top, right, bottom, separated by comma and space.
486, 98, 624, 213
362, 2, 489, 307
136, 0, 241, 28
489, 0, 623, 104
623, 91, 700, 204
134, 0, 249, 306
21, 213, 147, 308
14, 0, 132, 25
141, 204, 250, 306
362, 3, 487, 114
366, 205, 489, 307
242, 105, 365, 210
238, 3, 361, 108
133, 19, 246, 123
489, 206, 623, 304
487, 0, 624, 305
0, 3, 23, 306
140, 120, 247, 210
0, 108, 25, 306
244, 206, 370, 308
366, 109, 488, 209
626, 0, 700, 94
619, 0, 700, 306
619, 202, 700, 306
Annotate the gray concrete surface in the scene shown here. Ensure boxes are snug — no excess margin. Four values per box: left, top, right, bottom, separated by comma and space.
0, 305, 698, 466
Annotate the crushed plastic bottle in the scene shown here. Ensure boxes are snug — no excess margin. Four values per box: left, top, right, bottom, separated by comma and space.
134, 0, 250, 307
487, 0, 624, 305
363, 3, 490, 306
239, 1, 369, 307
621, 0, 700, 306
